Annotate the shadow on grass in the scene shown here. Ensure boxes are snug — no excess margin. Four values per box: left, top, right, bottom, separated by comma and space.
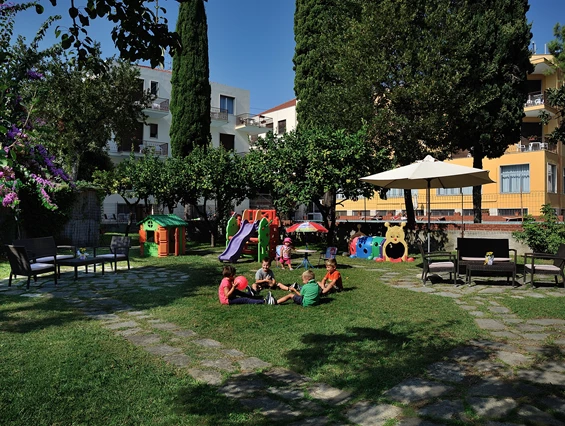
285, 323, 466, 401
174, 383, 269, 425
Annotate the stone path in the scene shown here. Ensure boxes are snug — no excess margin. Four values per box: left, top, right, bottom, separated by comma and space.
2, 265, 565, 425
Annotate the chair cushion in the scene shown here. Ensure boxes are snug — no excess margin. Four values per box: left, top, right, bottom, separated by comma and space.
96, 254, 127, 260
461, 256, 511, 262
525, 265, 560, 273
36, 254, 75, 263
30, 262, 55, 272
429, 262, 455, 272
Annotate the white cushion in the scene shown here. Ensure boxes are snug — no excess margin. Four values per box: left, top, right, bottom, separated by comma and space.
525, 265, 560, 273
461, 257, 511, 262
30, 262, 54, 272
36, 254, 75, 263
96, 254, 127, 260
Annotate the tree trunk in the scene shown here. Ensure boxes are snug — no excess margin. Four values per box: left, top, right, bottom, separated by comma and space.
472, 145, 483, 223
404, 190, 416, 229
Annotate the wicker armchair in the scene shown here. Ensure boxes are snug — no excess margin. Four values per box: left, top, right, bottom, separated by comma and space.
418, 242, 457, 286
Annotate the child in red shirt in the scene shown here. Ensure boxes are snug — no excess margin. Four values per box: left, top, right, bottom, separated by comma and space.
320, 258, 343, 294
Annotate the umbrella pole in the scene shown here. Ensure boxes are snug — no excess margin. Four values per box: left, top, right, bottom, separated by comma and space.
427, 179, 431, 253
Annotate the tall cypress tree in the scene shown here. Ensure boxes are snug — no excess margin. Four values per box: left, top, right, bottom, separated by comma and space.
170, 0, 211, 158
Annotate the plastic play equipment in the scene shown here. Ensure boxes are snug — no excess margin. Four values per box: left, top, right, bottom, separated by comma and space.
138, 214, 188, 257
349, 236, 386, 260
348, 223, 413, 262
218, 209, 280, 263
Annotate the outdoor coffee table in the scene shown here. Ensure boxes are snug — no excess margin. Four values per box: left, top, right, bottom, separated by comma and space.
57, 256, 106, 280
464, 261, 516, 286
295, 249, 318, 270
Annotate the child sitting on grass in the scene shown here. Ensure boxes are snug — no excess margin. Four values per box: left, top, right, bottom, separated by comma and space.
320, 258, 343, 294
270, 270, 320, 306
251, 257, 278, 294
218, 265, 271, 305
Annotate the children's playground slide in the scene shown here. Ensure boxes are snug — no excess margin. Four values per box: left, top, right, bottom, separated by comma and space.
218, 220, 256, 262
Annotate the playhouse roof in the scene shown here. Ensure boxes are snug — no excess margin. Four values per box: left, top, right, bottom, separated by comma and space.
137, 214, 188, 228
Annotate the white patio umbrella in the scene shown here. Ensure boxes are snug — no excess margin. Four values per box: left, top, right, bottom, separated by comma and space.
360, 155, 495, 252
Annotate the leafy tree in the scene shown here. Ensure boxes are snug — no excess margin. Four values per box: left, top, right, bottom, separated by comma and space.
25, 49, 152, 181
170, 0, 211, 157
293, 0, 372, 132
245, 128, 389, 243
540, 23, 565, 144
30, 0, 189, 67
513, 204, 565, 254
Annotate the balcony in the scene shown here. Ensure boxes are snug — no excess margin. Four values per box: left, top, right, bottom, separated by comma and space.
108, 140, 169, 157
507, 140, 557, 154
235, 113, 273, 135
144, 97, 170, 117
523, 91, 556, 118
211, 107, 228, 126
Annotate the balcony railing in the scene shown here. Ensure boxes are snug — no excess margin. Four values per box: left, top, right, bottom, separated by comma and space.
235, 113, 273, 129
109, 140, 168, 156
210, 107, 228, 122
145, 97, 170, 113
507, 141, 556, 153
139, 140, 169, 156
524, 91, 544, 107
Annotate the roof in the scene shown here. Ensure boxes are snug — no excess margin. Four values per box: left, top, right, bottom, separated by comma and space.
138, 214, 188, 227
258, 98, 297, 115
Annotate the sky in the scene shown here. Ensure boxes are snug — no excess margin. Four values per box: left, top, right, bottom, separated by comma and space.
10, 0, 565, 114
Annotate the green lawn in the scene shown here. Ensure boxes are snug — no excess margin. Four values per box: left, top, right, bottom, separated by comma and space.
0, 242, 559, 425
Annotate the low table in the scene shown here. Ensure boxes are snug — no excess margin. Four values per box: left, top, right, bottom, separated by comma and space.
295, 249, 318, 270
57, 256, 106, 280
464, 261, 516, 286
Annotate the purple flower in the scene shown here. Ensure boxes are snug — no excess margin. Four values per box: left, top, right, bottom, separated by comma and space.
2, 192, 18, 208
26, 70, 44, 80
6, 125, 20, 140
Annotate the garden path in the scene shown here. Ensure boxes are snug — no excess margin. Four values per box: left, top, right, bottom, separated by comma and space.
1, 266, 565, 425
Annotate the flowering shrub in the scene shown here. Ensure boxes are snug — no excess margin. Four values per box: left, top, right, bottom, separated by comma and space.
0, 2, 73, 213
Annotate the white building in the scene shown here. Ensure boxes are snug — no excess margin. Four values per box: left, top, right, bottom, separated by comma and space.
102, 65, 273, 223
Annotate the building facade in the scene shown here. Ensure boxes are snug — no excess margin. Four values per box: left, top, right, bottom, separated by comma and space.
102, 66, 272, 222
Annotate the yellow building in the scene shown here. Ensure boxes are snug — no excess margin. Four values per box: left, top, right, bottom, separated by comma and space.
342, 54, 564, 220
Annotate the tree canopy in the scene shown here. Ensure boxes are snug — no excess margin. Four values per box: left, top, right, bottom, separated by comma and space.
541, 23, 565, 144
170, 0, 211, 157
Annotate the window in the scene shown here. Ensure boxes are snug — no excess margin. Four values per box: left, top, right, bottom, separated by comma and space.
436, 187, 473, 196
150, 81, 158, 96
387, 188, 417, 198
149, 123, 158, 138
548, 163, 557, 193
220, 133, 235, 151
500, 164, 529, 193
220, 95, 234, 114
277, 119, 287, 134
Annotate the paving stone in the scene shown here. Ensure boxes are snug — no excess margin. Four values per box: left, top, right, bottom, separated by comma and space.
468, 378, 530, 398
418, 400, 465, 420
103, 320, 139, 330
491, 331, 520, 339
408, 287, 437, 293
467, 397, 518, 419
266, 387, 304, 400
345, 401, 402, 426
501, 318, 523, 324
484, 422, 523, 426
239, 396, 299, 421
238, 357, 271, 371
126, 311, 147, 316
144, 344, 182, 356
515, 404, 564, 426
433, 292, 461, 298
172, 329, 197, 338
520, 333, 549, 341
187, 368, 223, 385
472, 359, 511, 375
192, 338, 223, 348
384, 378, 453, 404
488, 306, 511, 314
449, 346, 489, 363
515, 323, 545, 332
458, 305, 477, 310
496, 351, 531, 366
475, 319, 507, 330
263, 367, 311, 386
222, 349, 245, 357
539, 361, 565, 373
469, 311, 486, 317
200, 358, 237, 372
308, 383, 352, 405
219, 375, 268, 398
163, 353, 190, 367
125, 333, 161, 346
288, 417, 331, 426
426, 362, 466, 383
517, 369, 565, 386
397, 419, 442, 426
151, 322, 179, 331
540, 395, 565, 412
114, 327, 143, 336
528, 319, 565, 326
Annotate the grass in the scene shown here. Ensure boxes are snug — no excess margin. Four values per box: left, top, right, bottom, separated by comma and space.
0, 240, 562, 424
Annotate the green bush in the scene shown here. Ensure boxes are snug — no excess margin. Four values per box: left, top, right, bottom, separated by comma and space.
513, 203, 565, 253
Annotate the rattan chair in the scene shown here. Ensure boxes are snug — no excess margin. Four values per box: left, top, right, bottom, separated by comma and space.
6, 245, 57, 289
523, 244, 565, 287
418, 242, 457, 285
94, 236, 131, 271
